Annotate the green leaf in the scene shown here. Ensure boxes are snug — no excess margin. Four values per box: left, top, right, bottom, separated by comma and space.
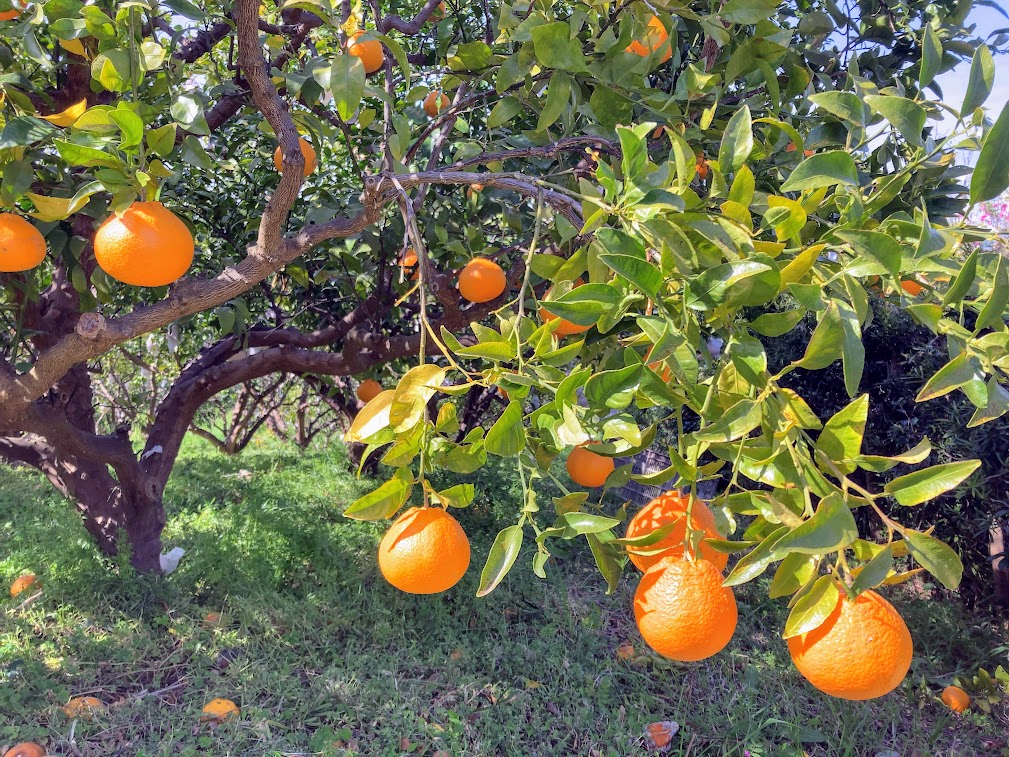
976, 255, 1009, 331
749, 309, 804, 337
835, 229, 902, 275
694, 399, 762, 443
170, 92, 210, 136
815, 394, 868, 474
390, 364, 446, 432
0, 116, 58, 150
783, 575, 839, 638
146, 123, 177, 158
536, 71, 572, 132
916, 353, 982, 402
769, 553, 819, 598
851, 544, 894, 595
485, 400, 525, 456
718, 105, 753, 172
903, 530, 963, 590
685, 260, 773, 311
729, 164, 755, 205
721, 0, 778, 24
856, 437, 931, 472
434, 483, 475, 509
883, 460, 981, 506
557, 511, 621, 537
331, 54, 366, 121
723, 526, 790, 586
971, 102, 1009, 204
865, 94, 926, 147
476, 524, 523, 596
542, 283, 621, 325
962, 44, 995, 116
584, 365, 642, 410
772, 494, 858, 555
54, 141, 124, 169
531, 22, 586, 72
942, 248, 977, 306
796, 300, 843, 370
808, 91, 865, 128
968, 378, 1009, 427
344, 474, 412, 520
780, 151, 859, 192
838, 300, 864, 398
920, 26, 942, 88
586, 532, 622, 594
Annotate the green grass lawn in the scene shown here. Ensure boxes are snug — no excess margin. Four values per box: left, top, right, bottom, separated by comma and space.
1, 437, 1007, 756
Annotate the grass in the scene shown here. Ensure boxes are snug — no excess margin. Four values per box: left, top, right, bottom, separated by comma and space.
1, 436, 1008, 756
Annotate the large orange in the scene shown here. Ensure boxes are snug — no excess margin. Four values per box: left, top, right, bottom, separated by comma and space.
378, 507, 470, 594
0, 214, 46, 272
3, 744, 46, 757
356, 379, 383, 403
942, 685, 970, 713
272, 137, 317, 176
349, 31, 384, 74
458, 257, 506, 303
566, 445, 614, 488
200, 697, 240, 722
626, 15, 672, 63
625, 491, 727, 573
787, 589, 912, 700
634, 557, 738, 661
10, 573, 40, 597
540, 280, 592, 337
423, 90, 450, 117
94, 201, 194, 287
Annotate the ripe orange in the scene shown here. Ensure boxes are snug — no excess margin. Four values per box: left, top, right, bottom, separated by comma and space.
566, 445, 614, 488
901, 278, 924, 296
423, 90, 450, 117
634, 557, 738, 661
3, 744, 46, 757
626, 15, 672, 63
942, 685, 970, 713
458, 257, 506, 303
203, 611, 224, 627
696, 154, 709, 180
0, 4, 20, 22
788, 589, 912, 700
540, 280, 592, 337
0, 213, 46, 272
356, 378, 383, 403
62, 696, 105, 720
272, 137, 317, 176
201, 697, 239, 722
625, 492, 727, 573
10, 573, 39, 597
400, 248, 419, 280
94, 201, 194, 287
378, 507, 471, 594
349, 31, 384, 74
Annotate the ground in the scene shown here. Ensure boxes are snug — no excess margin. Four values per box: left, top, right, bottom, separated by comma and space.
1, 438, 1007, 756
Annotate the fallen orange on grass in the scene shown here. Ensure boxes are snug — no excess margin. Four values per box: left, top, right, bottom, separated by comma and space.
10, 573, 40, 597
3, 744, 46, 757
942, 685, 970, 713
378, 507, 470, 594
62, 696, 105, 720
201, 698, 240, 722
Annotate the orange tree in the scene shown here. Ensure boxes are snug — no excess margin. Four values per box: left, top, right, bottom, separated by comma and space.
1, 0, 1008, 693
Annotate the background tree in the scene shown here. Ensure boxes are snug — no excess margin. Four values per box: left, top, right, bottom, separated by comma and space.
0, 0, 1006, 649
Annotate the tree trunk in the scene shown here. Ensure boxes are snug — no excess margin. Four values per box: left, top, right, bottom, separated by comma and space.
991, 518, 1009, 611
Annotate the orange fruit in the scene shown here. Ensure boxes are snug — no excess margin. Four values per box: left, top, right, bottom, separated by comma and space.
901, 278, 923, 296
0, 5, 20, 22
378, 507, 471, 594
423, 90, 450, 117
10, 573, 39, 597
356, 378, 383, 403
272, 137, 317, 176
458, 257, 506, 303
62, 696, 105, 720
626, 15, 672, 63
349, 31, 384, 74
540, 280, 592, 337
625, 492, 728, 573
634, 557, 738, 661
400, 248, 419, 280
3, 744, 46, 757
203, 611, 224, 627
788, 589, 912, 700
942, 685, 970, 713
696, 155, 709, 180
566, 444, 614, 488
94, 201, 194, 287
0, 213, 46, 272
200, 697, 239, 722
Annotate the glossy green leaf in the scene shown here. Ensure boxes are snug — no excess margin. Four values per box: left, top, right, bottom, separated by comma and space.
865, 94, 925, 147
485, 400, 525, 456
851, 544, 894, 595
883, 460, 981, 506
972, 101, 1009, 204
814, 394, 868, 474
772, 494, 858, 555
962, 44, 995, 116
718, 105, 753, 172
780, 151, 859, 192
904, 530, 963, 590
477, 524, 524, 596
919, 26, 942, 88
344, 474, 412, 520
783, 575, 839, 638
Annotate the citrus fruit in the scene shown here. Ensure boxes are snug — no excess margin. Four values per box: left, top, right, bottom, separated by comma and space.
423, 90, 450, 117
400, 248, 419, 280
201, 697, 239, 722
458, 257, 506, 303
62, 696, 105, 720
0, 213, 46, 272
203, 611, 224, 627
272, 137, 317, 176
93, 202, 194, 287
942, 685, 970, 713
626, 15, 672, 63
787, 589, 913, 700
634, 557, 738, 661
356, 379, 383, 403
540, 280, 592, 337
3, 744, 46, 757
10, 573, 39, 597
901, 278, 923, 296
696, 155, 709, 180
378, 507, 470, 594
349, 31, 384, 74
566, 445, 614, 488
625, 491, 728, 573
0, 4, 20, 22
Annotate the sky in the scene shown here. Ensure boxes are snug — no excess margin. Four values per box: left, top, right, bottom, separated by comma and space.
937, 1, 1009, 127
